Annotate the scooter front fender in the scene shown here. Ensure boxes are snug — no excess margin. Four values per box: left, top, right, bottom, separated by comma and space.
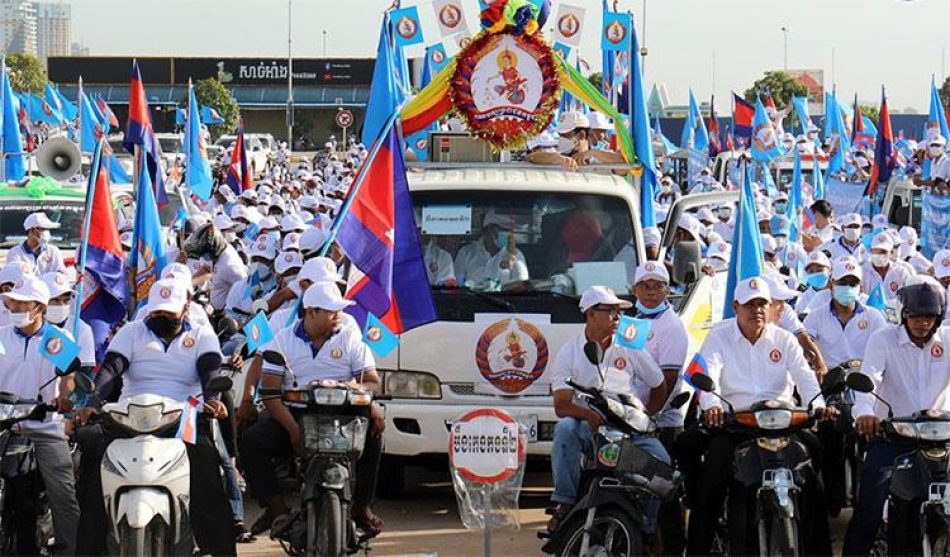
116, 488, 171, 530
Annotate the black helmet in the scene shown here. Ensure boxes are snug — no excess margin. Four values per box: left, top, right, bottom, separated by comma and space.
899, 281, 946, 325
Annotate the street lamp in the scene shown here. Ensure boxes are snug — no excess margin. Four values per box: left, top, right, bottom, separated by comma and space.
781, 26, 789, 71
323, 30, 328, 57
287, 0, 294, 147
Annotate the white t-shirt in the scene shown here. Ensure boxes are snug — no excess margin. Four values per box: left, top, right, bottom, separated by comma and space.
550, 334, 664, 409
638, 307, 689, 428
106, 319, 221, 401
261, 319, 375, 388
210, 245, 248, 311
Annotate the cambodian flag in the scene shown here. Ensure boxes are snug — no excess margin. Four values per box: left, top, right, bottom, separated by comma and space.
335, 119, 437, 334
867, 87, 895, 200
95, 96, 119, 130
708, 95, 721, 157
124, 61, 168, 206
184, 81, 213, 201
683, 353, 708, 387
174, 396, 202, 444
130, 153, 167, 311
732, 92, 754, 146
78, 141, 127, 361
226, 120, 251, 195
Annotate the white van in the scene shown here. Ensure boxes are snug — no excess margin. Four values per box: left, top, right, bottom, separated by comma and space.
377, 164, 719, 493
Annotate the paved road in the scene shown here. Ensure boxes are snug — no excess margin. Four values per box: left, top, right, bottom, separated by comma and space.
237, 463, 852, 556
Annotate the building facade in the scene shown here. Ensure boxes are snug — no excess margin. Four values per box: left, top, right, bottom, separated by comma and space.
33, 1, 69, 61
0, 0, 36, 56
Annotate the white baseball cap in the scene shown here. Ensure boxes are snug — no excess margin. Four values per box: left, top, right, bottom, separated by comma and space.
527, 131, 557, 151
579, 285, 633, 312
160, 262, 194, 292
298, 256, 345, 285
734, 276, 771, 304
760, 234, 778, 255
275, 251, 303, 276
870, 232, 894, 252
805, 250, 831, 269
40, 271, 73, 299
841, 213, 862, 227
935, 249, 950, 279
280, 214, 306, 233
643, 226, 661, 248
587, 112, 611, 131
249, 235, 279, 260
299, 226, 331, 254
144, 278, 188, 314
2, 275, 50, 305
213, 214, 236, 232
872, 214, 889, 230
0, 262, 31, 286
23, 212, 60, 231
677, 214, 705, 243
634, 261, 670, 285
303, 282, 353, 312
832, 256, 862, 281
556, 111, 590, 134
763, 272, 798, 301
282, 232, 301, 252
707, 241, 732, 262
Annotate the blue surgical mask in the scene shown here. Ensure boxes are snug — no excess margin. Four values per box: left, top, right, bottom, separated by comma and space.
805, 272, 829, 290
636, 299, 670, 316
496, 232, 509, 250
832, 284, 860, 306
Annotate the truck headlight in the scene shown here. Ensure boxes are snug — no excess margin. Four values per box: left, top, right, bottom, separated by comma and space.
383, 371, 441, 399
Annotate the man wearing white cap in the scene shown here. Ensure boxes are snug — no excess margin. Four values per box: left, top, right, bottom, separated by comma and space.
74, 279, 235, 555
928, 135, 950, 183
547, 286, 668, 533
795, 251, 833, 317
454, 211, 528, 285
0, 275, 80, 554
240, 283, 384, 536
225, 235, 279, 320
0, 262, 34, 327
712, 204, 735, 241
824, 213, 867, 263
679, 276, 833, 555
525, 131, 578, 171
898, 225, 933, 274
5, 212, 66, 275
41, 272, 95, 369
861, 231, 915, 303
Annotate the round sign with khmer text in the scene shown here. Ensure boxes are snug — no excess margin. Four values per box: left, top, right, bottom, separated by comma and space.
449, 408, 525, 484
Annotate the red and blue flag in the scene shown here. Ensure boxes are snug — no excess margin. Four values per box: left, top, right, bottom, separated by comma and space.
732, 92, 754, 146
708, 95, 721, 157
226, 120, 252, 195
175, 396, 202, 444
95, 96, 119, 130
123, 61, 168, 207
866, 88, 895, 200
684, 353, 708, 387
335, 119, 437, 334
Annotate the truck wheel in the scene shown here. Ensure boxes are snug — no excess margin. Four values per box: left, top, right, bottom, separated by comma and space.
376, 456, 406, 499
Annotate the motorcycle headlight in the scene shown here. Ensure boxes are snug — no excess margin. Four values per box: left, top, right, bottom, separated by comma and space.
916, 422, 950, 442
0, 404, 28, 421
312, 388, 347, 406
755, 409, 793, 430
383, 371, 441, 399
109, 404, 182, 434
892, 422, 918, 439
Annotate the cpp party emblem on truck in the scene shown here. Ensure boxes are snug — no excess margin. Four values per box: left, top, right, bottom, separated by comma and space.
475, 318, 549, 394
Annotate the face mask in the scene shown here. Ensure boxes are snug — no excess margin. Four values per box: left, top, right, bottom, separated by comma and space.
832, 285, 860, 306
871, 253, 890, 268
774, 202, 787, 213
7, 311, 32, 328
661, 184, 672, 193
253, 261, 272, 279
636, 299, 669, 316
805, 272, 829, 290
267, 231, 281, 242
45, 304, 70, 325
557, 137, 575, 155
38, 230, 51, 245
496, 232, 509, 250
775, 237, 788, 250
146, 315, 183, 338
843, 228, 861, 242
931, 146, 944, 157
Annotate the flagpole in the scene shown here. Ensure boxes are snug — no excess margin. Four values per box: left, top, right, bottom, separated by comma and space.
73, 138, 104, 339
317, 110, 399, 258
1, 56, 6, 183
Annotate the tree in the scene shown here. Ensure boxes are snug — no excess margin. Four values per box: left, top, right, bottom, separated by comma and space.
7, 53, 46, 94
587, 72, 603, 94
744, 71, 811, 107
185, 78, 240, 141
858, 104, 879, 125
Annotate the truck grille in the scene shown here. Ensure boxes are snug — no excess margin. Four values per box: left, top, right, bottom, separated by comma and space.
446, 384, 550, 397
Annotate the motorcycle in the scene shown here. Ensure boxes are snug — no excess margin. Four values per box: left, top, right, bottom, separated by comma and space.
847, 372, 950, 556
74, 372, 233, 557
821, 360, 863, 516
540, 341, 683, 557
260, 350, 378, 557
690, 371, 843, 556
0, 393, 55, 555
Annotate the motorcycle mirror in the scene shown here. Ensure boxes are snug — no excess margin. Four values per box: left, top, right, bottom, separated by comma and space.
845, 372, 875, 393
690, 373, 716, 393
583, 341, 604, 367
216, 316, 240, 340
73, 372, 95, 395
238, 343, 250, 359
261, 350, 286, 367
669, 391, 691, 409
821, 367, 848, 396
0, 391, 17, 405
207, 375, 234, 394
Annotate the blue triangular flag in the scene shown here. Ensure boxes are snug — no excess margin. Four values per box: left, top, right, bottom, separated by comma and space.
38, 325, 79, 372
868, 283, 887, 311
243, 270, 261, 300
243, 311, 275, 354
614, 316, 651, 350
363, 313, 399, 358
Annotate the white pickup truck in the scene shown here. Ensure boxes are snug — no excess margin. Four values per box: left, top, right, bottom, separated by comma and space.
375, 164, 722, 495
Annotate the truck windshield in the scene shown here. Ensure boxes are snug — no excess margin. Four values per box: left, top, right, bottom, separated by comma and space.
413, 190, 638, 297
0, 200, 85, 249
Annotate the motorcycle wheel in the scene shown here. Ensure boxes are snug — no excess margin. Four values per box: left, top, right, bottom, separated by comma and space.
117, 518, 168, 557
312, 493, 343, 557
931, 531, 950, 556
766, 516, 799, 557
558, 508, 642, 557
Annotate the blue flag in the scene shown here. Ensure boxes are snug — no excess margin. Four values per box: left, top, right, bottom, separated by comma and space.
48, 84, 77, 121
426, 43, 449, 75
184, 82, 213, 201
200, 105, 224, 125
243, 221, 260, 242
38, 325, 80, 373
629, 20, 656, 228
78, 90, 104, 153
813, 155, 826, 200
391, 6, 424, 48
175, 107, 186, 126
791, 96, 812, 134
723, 164, 764, 318
242, 270, 261, 300
614, 316, 651, 350
0, 61, 25, 181
867, 283, 887, 311
363, 312, 399, 358
786, 148, 804, 243
928, 75, 949, 140
25, 93, 63, 125
362, 12, 404, 146
602, 11, 632, 52
130, 156, 168, 311
824, 92, 851, 180
751, 96, 783, 162
680, 90, 709, 152
243, 311, 275, 355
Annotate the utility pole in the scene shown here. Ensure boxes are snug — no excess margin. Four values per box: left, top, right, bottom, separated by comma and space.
286, 0, 294, 147
781, 26, 789, 71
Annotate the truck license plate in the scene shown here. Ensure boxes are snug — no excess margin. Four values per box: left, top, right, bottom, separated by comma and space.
521, 414, 538, 443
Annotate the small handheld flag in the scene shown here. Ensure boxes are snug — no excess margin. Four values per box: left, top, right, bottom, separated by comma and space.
243, 311, 275, 355
39, 325, 80, 373
174, 396, 202, 444
614, 316, 651, 351
867, 283, 887, 311
242, 270, 261, 301
683, 353, 708, 387
363, 313, 399, 358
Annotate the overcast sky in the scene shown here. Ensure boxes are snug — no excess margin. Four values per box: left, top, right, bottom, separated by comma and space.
72, 0, 949, 112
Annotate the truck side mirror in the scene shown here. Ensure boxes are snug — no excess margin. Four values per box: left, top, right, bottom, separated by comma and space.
672, 241, 702, 285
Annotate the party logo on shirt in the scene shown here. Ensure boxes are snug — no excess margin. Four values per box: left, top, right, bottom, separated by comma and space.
331, 347, 343, 359
613, 357, 627, 370
890, 281, 899, 293
769, 348, 782, 363
858, 319, 868, 330
933, 343, 944, 359
182, 336, 195, 349
475, 317, 549, 394
429, 261, 438, 273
